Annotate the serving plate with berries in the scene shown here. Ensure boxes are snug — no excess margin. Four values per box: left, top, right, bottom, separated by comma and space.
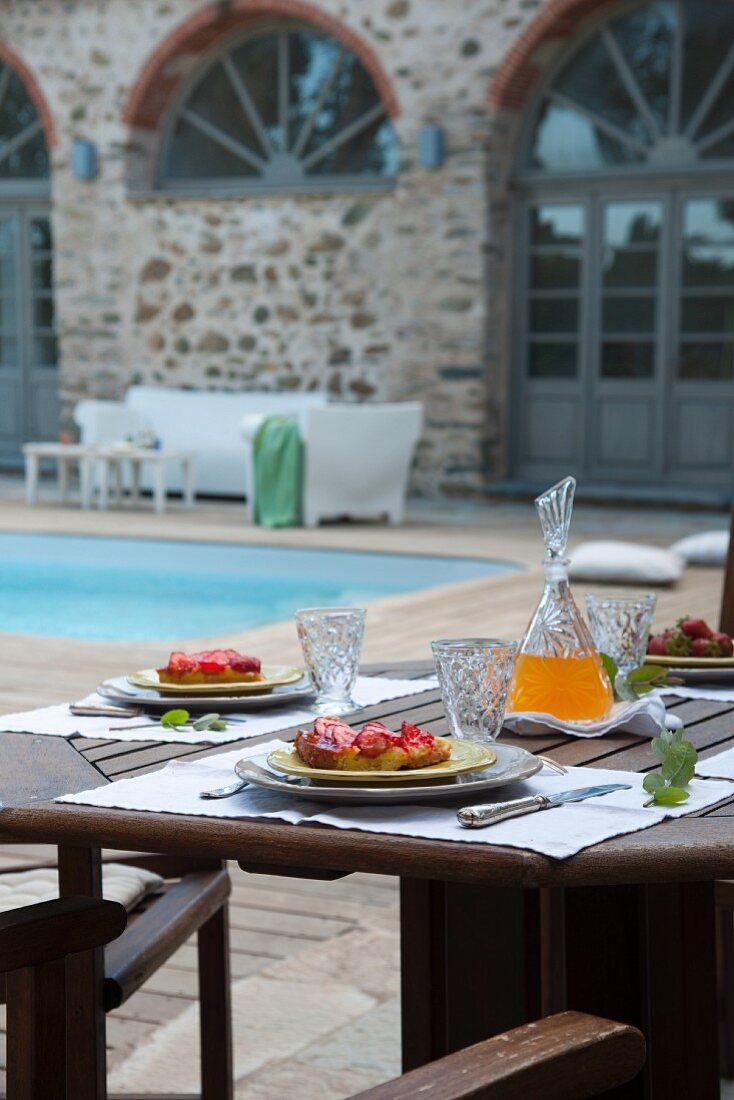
645, 617, 734, 681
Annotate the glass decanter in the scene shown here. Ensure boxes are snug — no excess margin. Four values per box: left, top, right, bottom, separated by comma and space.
507, 476, 613, 721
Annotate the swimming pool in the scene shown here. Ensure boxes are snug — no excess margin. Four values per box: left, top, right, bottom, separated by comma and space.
0, 533, 517, 641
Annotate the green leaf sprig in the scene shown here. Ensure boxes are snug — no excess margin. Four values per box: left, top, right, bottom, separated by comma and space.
161, 709, 227, 732
600, 654, 683, 702
111, 709, 227, 733
642, 726, 697, 807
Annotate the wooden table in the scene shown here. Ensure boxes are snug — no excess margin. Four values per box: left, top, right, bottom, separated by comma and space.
1, 662, 733, 1099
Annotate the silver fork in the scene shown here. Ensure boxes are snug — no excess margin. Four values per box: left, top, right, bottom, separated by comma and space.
200, 763, 299, 799
537, 755, 567, 776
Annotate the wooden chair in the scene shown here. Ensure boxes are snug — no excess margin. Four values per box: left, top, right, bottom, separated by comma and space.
713, 503, 734, 1075
1, 895, 127, 1098
719, 504, 734, 636
0, 895, 646, 1100
351, 1011, 646, 1099
0, 854, 233, 1099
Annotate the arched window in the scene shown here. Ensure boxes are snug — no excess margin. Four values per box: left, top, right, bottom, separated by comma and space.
0, 60, 49, 181
511, 0, 734, 490
159, 22, 398, 193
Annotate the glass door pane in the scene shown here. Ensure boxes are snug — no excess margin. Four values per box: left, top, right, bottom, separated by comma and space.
526, 203, 584, 378
600, 200, 662, 378
678, 197, 734, 378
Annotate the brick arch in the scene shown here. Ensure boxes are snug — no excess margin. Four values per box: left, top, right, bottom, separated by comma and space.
0, 44, 56, 147
124, 0, 400, 132
488, 0, 615, 111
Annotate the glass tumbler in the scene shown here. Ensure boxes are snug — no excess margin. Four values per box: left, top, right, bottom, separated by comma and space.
432, 638, 518, 742
295, 607, 366, 716
584, 592, 657, 674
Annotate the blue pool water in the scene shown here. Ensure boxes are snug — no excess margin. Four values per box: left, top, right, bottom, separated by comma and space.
0, 533, 516, 641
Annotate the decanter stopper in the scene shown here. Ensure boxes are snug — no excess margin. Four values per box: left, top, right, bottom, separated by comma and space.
535, 477, 576, 561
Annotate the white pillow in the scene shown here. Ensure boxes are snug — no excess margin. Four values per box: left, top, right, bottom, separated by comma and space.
569, 541, 683, 586
669, 530, 729, 566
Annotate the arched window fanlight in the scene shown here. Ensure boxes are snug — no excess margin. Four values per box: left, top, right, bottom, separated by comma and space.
0, 61, 48, 179
160, 23, 398, 193
525, 0, 734, 173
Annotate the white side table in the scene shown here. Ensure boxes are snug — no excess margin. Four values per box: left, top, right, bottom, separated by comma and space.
92, 447, 196, 513
22, 443, 95, 507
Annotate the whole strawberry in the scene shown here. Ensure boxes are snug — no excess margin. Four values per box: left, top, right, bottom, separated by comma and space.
713, 631, 734, 657
647, 634, 668, 656
690, 637, 720, 658
679, 617, 713, 640
665, 629, 692, 657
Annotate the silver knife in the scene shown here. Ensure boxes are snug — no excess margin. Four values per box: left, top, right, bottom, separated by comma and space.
457, 783, 632, 829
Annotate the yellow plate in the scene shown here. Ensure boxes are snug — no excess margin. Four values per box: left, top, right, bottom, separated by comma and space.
644, 654, 734, 669
128, 665, 304, 695
268, 738, 497, 783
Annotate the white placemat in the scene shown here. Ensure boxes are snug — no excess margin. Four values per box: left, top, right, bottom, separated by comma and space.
55, 740, 734, 861
697, 747, 734, 781
504, 693, 667, 739
0, 676, 438, 744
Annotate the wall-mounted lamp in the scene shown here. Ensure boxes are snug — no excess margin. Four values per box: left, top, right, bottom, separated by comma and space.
419, 124, 446, 169
72, 137, 98, 181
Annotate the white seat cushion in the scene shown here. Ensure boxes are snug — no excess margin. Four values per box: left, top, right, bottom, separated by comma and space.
569, 541, 684, 586
0, 863, 163, 914
669, 530, 729, 566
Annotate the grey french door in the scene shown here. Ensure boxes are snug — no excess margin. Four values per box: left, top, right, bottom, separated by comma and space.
512, 191, 734, 487
0, 204, 57, 462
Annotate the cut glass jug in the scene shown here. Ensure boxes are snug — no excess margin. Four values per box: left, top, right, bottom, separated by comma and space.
507, 477, 613, 721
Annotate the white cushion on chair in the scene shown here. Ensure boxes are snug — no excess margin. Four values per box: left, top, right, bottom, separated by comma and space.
0, 863, 163, 913
669, 530, 729, 566
569, 541, 684, 586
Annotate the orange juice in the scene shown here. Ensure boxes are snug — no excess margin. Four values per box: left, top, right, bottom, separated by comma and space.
508, 652, 613, 721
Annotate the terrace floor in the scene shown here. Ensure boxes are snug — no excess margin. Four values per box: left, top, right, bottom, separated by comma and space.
0, 474, 729, 1095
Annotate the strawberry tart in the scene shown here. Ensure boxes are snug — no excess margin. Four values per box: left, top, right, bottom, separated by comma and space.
157, 649, 265, 685
294, 717, 452, 772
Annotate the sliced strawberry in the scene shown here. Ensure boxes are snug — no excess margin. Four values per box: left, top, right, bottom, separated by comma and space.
360, 720, 401, 745
312, 716, 355, 747
167, 651, 196, 673
354, 728, 391, 757
400, 721, 435, 748
229, 654, 261, 673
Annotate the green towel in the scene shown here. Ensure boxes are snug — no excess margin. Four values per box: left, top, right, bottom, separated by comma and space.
252, 415, 302, 528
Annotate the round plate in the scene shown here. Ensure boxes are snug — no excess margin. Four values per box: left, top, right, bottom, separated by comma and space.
644, 654, 734, 668
97, 676, 317, 712
644, 654, 734, 684
267, 738, 495, 783
128, 665, 303, 695
235, 743, 541, 804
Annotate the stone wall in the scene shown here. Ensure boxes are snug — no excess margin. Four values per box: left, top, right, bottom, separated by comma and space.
0, 0, 550, 496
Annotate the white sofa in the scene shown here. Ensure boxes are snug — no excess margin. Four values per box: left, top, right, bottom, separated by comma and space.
243, 401, 423, 526
75, 386, 329, 499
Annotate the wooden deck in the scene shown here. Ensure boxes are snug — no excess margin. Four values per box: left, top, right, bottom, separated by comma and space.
0, 488, 727, 1095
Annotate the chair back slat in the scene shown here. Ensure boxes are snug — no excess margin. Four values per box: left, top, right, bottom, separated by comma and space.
720, 506, 734, 635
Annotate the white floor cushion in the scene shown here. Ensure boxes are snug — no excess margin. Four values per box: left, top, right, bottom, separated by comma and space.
569, 541, 684, 586
669, 530, 729, 566
0, 862, 163, 913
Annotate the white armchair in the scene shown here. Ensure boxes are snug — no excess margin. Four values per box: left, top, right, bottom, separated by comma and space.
301, 403, 423, 526
243, 402, 423, 527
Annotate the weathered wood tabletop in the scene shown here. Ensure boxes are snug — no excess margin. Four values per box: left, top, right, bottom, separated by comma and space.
1, 661, 733, 1100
